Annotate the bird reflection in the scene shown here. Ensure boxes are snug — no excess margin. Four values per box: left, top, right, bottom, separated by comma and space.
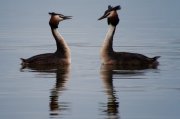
100, 64, 157, 119
21, 64, 71, 118
100, 65, 120, 119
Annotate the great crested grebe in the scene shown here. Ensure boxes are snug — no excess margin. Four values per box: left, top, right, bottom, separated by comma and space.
98, 5, 160, 66
21, 12, 72, 66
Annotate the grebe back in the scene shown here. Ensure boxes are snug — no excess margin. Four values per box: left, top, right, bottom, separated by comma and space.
98, 5, 160, 66
21, 12, 72, 66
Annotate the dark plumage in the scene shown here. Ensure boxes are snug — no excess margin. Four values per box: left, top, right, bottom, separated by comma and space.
20, 53, 69, 66
110, 52, 160, 66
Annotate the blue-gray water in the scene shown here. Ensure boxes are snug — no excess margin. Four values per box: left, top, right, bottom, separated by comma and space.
0, 0, 180, 119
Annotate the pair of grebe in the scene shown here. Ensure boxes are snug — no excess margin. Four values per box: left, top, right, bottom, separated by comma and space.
21, 5, 160, 67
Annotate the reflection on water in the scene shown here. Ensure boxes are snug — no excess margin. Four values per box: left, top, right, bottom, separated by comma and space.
21, 65, 71, 118
1, 0, 180, 118
100, 65, 120, 119
99, 64, 158, 119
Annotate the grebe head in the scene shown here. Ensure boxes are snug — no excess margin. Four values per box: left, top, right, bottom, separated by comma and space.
49, 12, 72, 28
98, 5, 121, 26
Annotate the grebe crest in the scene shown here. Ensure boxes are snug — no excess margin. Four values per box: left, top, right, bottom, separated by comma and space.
49, 12, 72, 28
20, 12, 72, 66
98, 5, 160, 66
98, 5, 121, 26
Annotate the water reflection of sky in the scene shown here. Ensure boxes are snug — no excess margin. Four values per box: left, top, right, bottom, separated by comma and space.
0, 0, 180, 119
21, 65, 71, 118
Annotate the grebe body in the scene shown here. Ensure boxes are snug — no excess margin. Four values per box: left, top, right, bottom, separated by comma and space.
21, 12, 72, 66
98, 5, 160, 66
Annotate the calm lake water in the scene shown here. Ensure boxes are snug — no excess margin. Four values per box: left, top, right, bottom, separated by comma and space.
0, 0, 180, 119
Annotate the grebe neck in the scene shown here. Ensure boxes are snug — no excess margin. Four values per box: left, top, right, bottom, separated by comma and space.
101, 24, 116, 54
51, 27, 70, 58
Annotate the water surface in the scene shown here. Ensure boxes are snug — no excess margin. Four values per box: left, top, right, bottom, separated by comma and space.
0, 0, 180, 119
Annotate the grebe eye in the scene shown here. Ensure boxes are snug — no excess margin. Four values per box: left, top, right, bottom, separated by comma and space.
105, 12, 110, 17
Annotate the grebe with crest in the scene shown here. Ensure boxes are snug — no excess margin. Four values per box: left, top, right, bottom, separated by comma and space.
98, 5, 160, 66
21, 12, 72, 66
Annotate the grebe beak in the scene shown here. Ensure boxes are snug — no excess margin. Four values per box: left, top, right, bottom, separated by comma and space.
98, 15, 106, 20
62, 16, 72, 20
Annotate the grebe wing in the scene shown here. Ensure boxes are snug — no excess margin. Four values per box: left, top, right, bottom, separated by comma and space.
21, 53, 54, 63
115, 52, 160, 63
